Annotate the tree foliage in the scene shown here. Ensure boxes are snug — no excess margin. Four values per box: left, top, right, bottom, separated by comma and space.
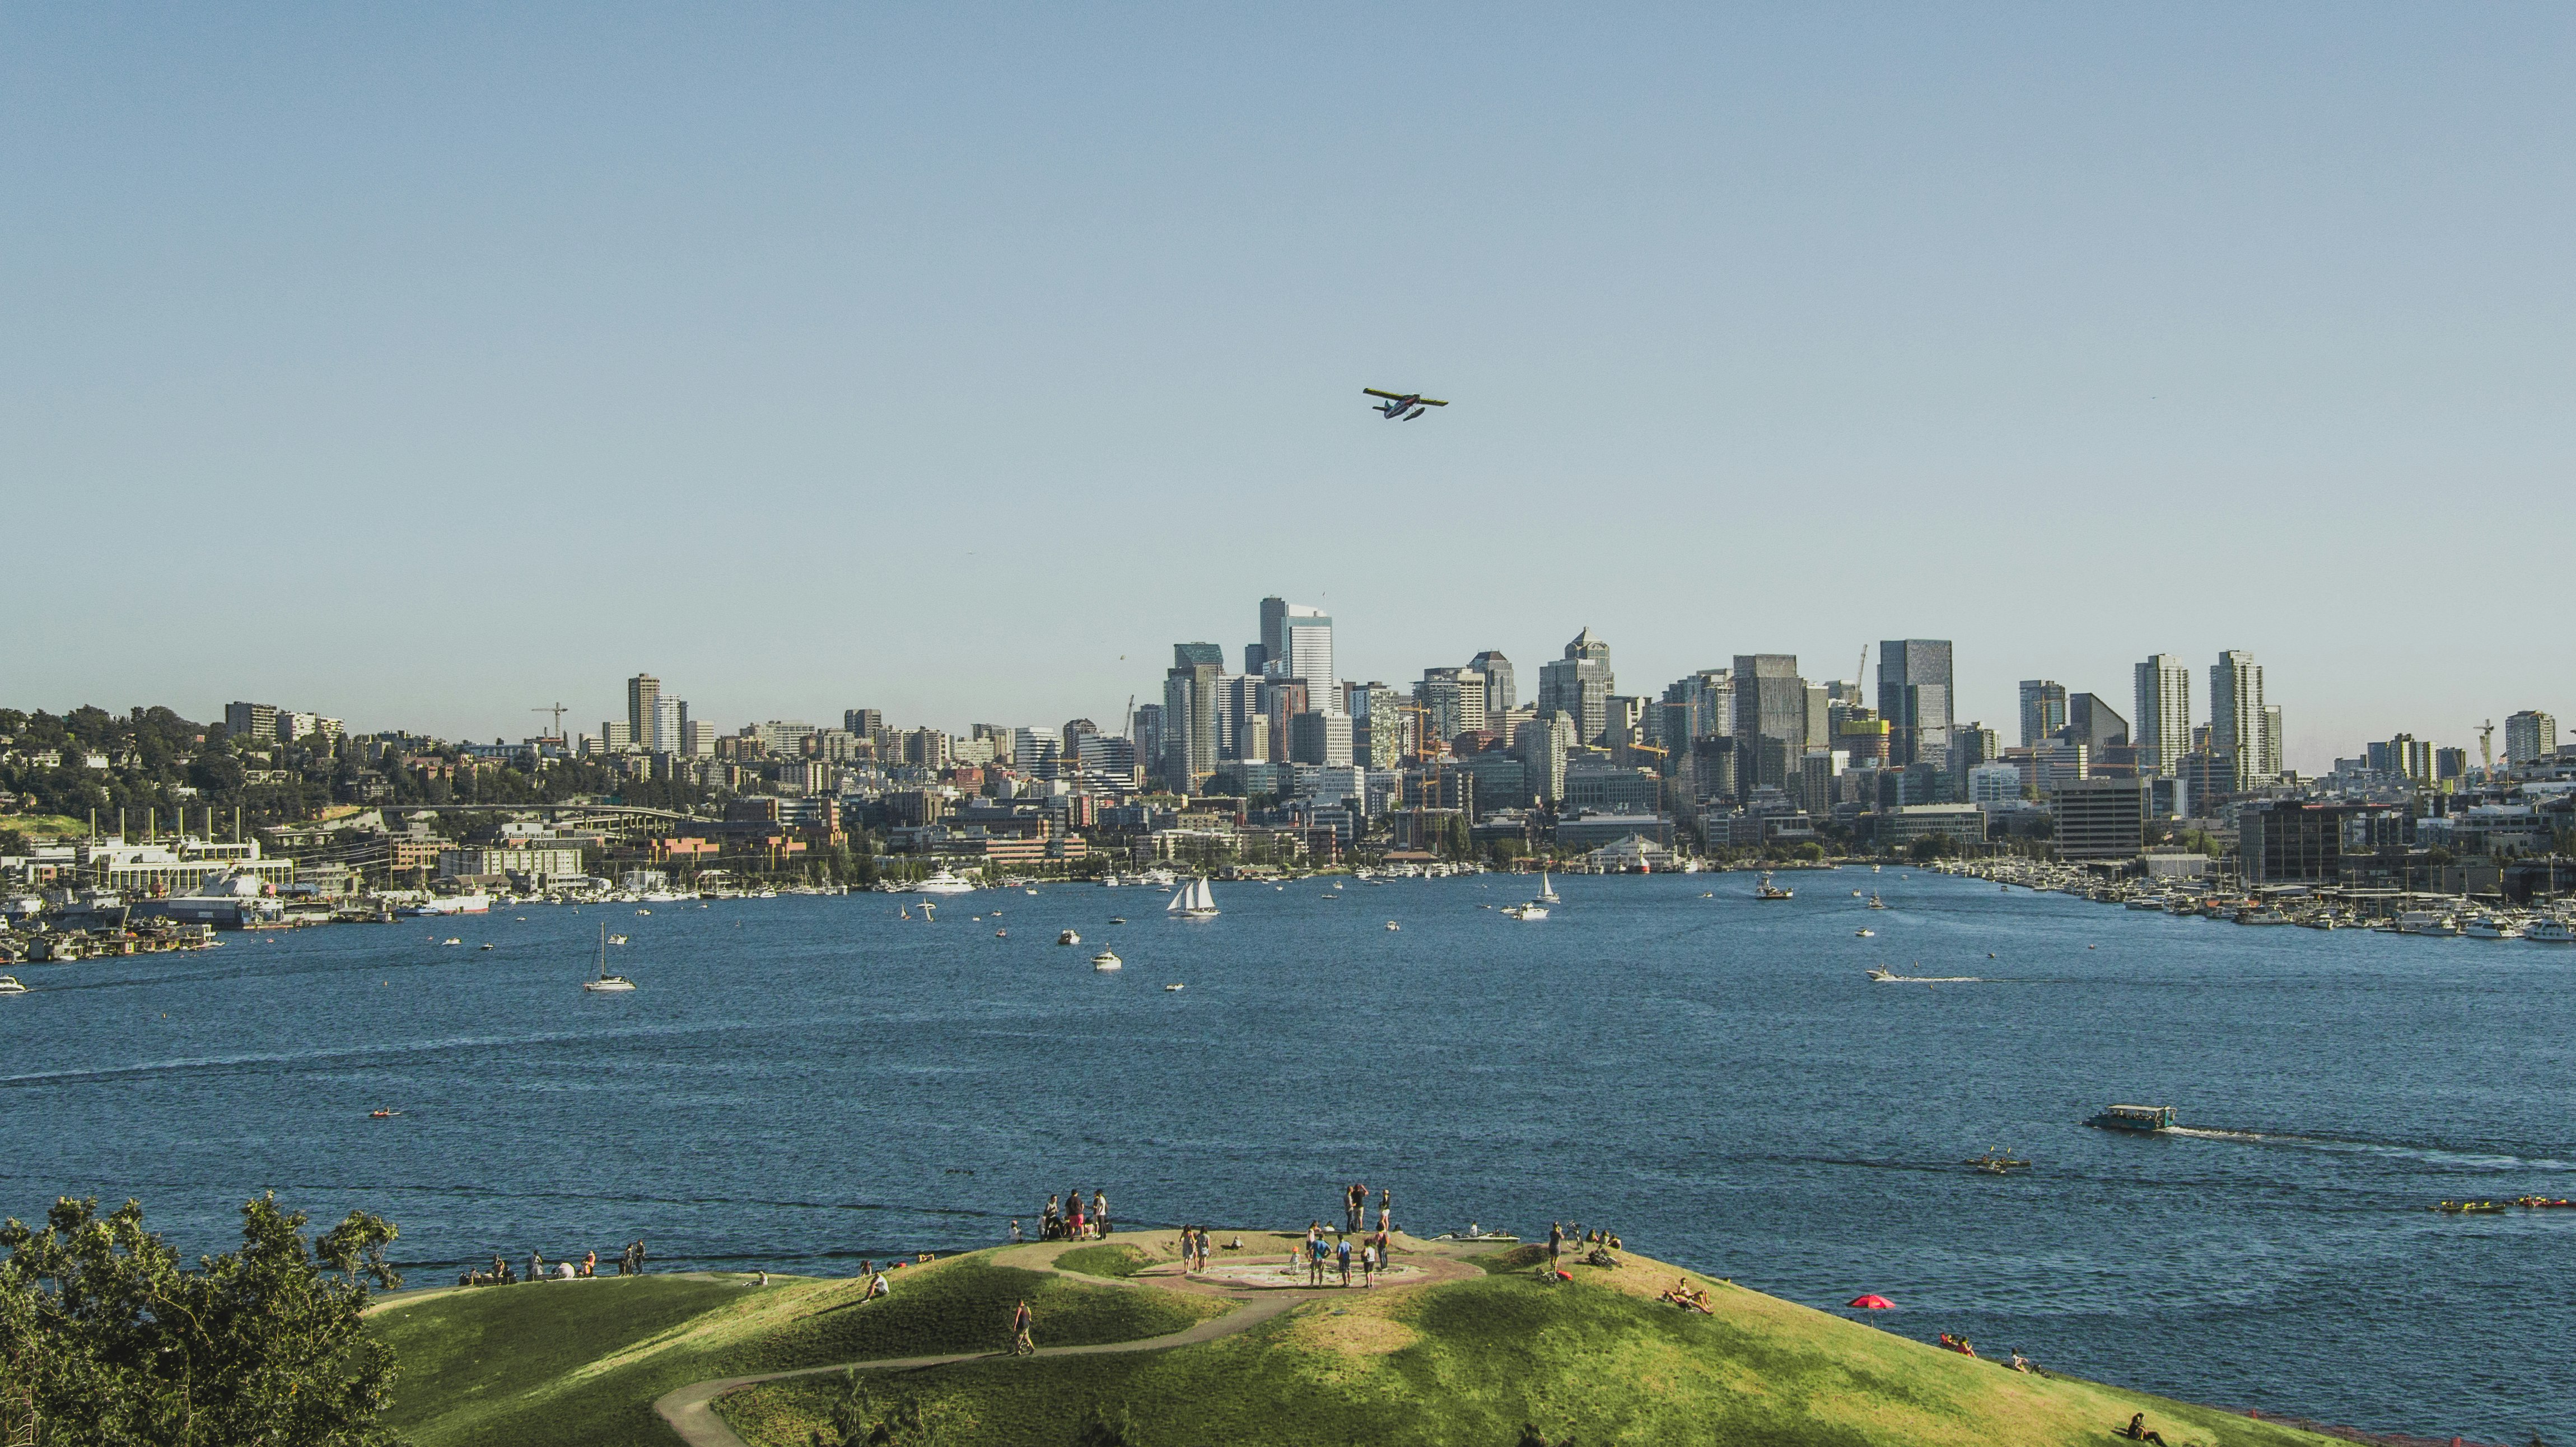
0, 1194, 403, 1447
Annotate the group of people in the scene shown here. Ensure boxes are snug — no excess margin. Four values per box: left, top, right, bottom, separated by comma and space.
1173, 1225, 1220, 1273
1657, 1277, 1715, 1314
1038, 1189, 1112, 1241
457, 1240, 645, 1287
1544, 1222, 1624, 1271
1298, 1220, 1392, 1288
1342, 1182, 1392, 1236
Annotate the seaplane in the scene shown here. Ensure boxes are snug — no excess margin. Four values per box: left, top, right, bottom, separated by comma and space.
1363, 387, 1449, 421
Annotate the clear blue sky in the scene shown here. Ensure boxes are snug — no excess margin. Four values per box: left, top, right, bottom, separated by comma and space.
8, 5, 2572, 768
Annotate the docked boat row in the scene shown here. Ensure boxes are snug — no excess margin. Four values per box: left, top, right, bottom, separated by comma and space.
1944, 859, 2576, 943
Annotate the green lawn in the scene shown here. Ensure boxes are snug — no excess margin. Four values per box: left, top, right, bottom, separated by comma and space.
369, 1256, 1225, 1447
1051, 1243, 1160, 1280
719, 1263, 2349, 1447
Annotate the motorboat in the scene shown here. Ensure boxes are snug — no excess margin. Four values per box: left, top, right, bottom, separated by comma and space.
1057, 929, 1081, 946
1385, 921, 1401, 931
1866, 894, 1887, 910
582, 923, 637, 992
1164, 982, 1184, 991
915, 871, 979, 897
1167, 878, 1220, 920
2462, 916, 2522, 940
1756, 874, 1794, 900
2085, 1104, 2176, 1133
1854, 928, 1874, 937
0, 976, 26, 996
1966, 1149, 2030, 1175
1503, 902, 1547, 921
1091, 950, 1123, 971
405, 893, 492, 917
2235, 909, 2292, 926
440, 937, 463, 947
2396, 911, 2460, 937
2526, 918, 2576, 944
478, 942, 496, 951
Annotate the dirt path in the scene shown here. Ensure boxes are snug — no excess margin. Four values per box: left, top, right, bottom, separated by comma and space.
651, 1233, 1480, 1447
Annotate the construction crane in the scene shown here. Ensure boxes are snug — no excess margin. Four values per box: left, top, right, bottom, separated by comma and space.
531, 702, 569, 739
1856, 643, 1870, 696
2479, 719, 2495, 776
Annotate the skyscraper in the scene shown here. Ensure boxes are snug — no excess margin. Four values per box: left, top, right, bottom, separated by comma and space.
627, 673, 660, 750
1469, 651, 1516, 718
1160, 643, 1224, 791
2134, 655, 2191, 777
2505, 710, 2558, 767
2210, 650, 2265, 788
1537, 628, 1616, 745
1257, 596, 1289, 674
2057, 694, 2129, 749
2260, 705, 2283, 779
2018, 681, 2067, 748
1730, 655, 1807, 790
651, 698, 685, 754
1877, 640, 1954, 767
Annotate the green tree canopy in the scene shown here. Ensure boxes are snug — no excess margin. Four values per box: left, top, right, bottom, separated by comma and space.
0, 1194, 403, 1447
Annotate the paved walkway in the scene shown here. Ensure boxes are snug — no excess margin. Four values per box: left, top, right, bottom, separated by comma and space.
650, 1233, 1477, 1447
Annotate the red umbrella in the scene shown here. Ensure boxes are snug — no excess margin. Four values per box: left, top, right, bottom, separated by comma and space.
1847, 1294, 1895, 1311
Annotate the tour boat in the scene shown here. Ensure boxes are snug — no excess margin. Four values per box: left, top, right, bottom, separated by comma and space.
1057, 929, 1080, 946
2525, 918, 2576, 944
582, 924, 637, 992
405, 894, 492, 917
1091, 949, 1123, 971
1537, 871, 1561, 904
915, 871, 978, 896
0, 976, 26, 996
1167, 879, 1220, 919
2085, 1104, 2176, 1133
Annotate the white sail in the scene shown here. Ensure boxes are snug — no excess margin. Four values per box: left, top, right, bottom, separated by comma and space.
1168, 886, 1189, 913
1191, 879, 1216, 912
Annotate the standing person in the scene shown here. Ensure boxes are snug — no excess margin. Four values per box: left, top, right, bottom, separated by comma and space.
1043, 1195, 1060, 1241
1378, 1186, 1392, 1235
582, 1249, 596, 1278
1343, 1183, 1360, 1236
1197, 1226, 1212, 1273
1373, 1227, 1390, 1281
1010, 1219, 1024, 1244
1548, 1222, 1564, 1271
1336, 1234, 1352, 1287
1010, 1298, 1034, 1354
528, 1249, 544, 1284
1093, 1189, 1110, 1238
636, 1238, 648, 1275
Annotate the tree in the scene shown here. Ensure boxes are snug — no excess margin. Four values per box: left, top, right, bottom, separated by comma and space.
1907, 833, 1958, 862
0, 1193, 403, 1447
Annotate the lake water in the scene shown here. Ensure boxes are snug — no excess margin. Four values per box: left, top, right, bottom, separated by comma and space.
6, 871, 2569, 1437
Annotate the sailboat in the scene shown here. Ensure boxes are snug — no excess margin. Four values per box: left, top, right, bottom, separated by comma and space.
1167, 878, 1220, 920
1537, 871, 1561, 905
582, 923, 636, 992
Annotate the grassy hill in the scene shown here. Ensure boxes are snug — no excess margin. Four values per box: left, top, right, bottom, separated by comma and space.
367, 1257, 1226, 1447
372, 1238, 2349, 1447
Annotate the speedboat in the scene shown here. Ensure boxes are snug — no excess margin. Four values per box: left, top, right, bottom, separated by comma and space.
1756, 874, 1793, 900
1385, 921, 1400, 931
0, 976, 26, 996
1091, 950, 1123, 972
1854, 928, 1874, 937
1057, 929, 1081, 946
441, 937, 463, 946
582, 923, 636, 992
1164, 982, 1184, 991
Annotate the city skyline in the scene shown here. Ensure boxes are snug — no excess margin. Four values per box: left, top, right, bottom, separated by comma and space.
11, 8, 2576, 764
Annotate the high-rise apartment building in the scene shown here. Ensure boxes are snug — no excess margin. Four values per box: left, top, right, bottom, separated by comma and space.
2260, 705, 2283, 779
651, 698, 685, 754
1730, 655, 1807, 791
1353, 683, 1404, 769
1468, 651, 1516, 717
843, 708, 883, 737
2505, 710, 2558, 767
2210, 650, 2265, 790
2134, 655, 2191, 777
1537, 629, 1616, 745
627, 673, 660, 751
1160, 643, 1225, 791
223, 702, 281, 742
1877, 640, 1954, 767
1417, 668, 1486, 744
1132, 704, 1166, 779
2018, 681, 2067, 748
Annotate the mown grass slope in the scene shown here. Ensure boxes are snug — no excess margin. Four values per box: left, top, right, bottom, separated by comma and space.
370, 1257, 1225, 1447
720, 1252, 2348, 1447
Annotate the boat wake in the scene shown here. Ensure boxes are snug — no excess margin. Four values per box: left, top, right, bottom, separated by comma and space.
1868, 971, 1984, 984
2163, 1127, 2572, 1173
